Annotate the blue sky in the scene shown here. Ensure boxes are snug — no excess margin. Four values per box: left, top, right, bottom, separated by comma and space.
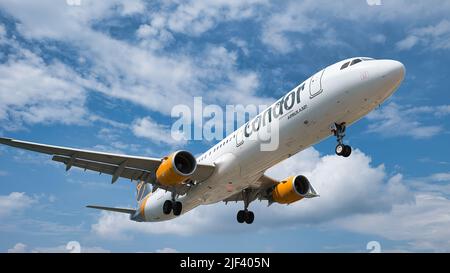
1, 0, 450, 253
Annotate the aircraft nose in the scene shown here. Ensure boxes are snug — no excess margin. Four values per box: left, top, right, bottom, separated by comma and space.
386, 60, 405, 82
381, 60, 405, 84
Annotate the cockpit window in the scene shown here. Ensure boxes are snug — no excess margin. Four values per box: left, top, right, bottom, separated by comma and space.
340, 62, 350, 70
350, 59, 362, 66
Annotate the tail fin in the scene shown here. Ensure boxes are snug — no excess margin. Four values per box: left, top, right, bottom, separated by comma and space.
86, 205, 136, 214
135, 181, 151, 201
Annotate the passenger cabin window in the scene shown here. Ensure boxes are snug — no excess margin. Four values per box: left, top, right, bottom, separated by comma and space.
350, 59, 362, 66
340, 62, 350, 70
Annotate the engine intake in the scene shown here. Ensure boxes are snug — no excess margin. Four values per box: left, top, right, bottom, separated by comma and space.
156, 151, 197, 186
271, 175, 310, 204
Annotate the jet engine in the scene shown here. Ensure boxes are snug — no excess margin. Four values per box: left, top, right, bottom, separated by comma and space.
271, 175, 311, 204
156, 151, 197, 187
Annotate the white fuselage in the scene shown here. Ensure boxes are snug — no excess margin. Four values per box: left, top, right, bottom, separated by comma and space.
140, 57, 405, 222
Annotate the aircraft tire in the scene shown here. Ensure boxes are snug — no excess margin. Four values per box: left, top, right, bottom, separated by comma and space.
343, 145, 352, 157
335, 144, 345, 156
237, 210, 245, 223
173, 201, 183, 216
163, 200, 173, 215
245, 211, 254, 224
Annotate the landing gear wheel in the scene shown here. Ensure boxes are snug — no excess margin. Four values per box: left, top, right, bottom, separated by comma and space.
343, 145, 352, 157
163, 200, 172, 215
332, 123, 352, 157
172, 201, 183, 216
244, 211, 254, 224
237, 210, 246, 223
335, 144, 346, 156
335, 144, 352, 157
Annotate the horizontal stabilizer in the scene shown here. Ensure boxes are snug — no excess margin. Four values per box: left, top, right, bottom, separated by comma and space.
86, 205, 136, 214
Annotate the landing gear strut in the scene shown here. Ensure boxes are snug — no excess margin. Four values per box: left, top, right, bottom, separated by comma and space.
163, 191, 183, 216
236, 189, 255, 224
332, 123, 352, 157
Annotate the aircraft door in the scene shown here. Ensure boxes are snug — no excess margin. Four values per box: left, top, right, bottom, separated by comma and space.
236, 127, 244, 147
309, 69, 325, 98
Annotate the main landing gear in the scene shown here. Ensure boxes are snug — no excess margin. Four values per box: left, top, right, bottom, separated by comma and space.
237, 209, 254, 224
332, 122, 352, 157
236, 189, 255, 224
163, 192, 183, 216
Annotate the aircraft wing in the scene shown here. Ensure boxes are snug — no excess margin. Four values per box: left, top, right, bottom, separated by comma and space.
86, 205, 136, 214
223, 174, 277, 204
0, 137, 215, 194
223, 174, 319, 204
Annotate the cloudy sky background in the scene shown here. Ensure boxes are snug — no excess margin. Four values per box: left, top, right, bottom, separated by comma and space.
1, 0, 450, 252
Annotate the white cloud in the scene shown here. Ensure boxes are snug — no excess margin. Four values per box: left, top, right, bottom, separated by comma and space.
397, 20, 450, 51
261, 1, 319, 54
396, 35, 419, 50
7, 242, 110, 253
136, 22, 174, 51
0, 23, 6, 40
132, 116, 187, 146
406, 173, 450, 196
0, 0, 145, 39
91, 208, 221, 238
7, 243, 27, 253
260, 0, 450, 53
366, 102, 450, 139
155, 247, 179, 253
119, 0, 145, 15
151, 0, 267, 37
230, 37, 249, 56
370, 34, 387, 44
99, 23, 269, 111
334, 193, 450, 252
0, 192, 37, 217
32, 244, 110, 253
0, 0, 280, 150
0, 45, 91, 130
429, 172, 450, 182
0, 0, 273, 129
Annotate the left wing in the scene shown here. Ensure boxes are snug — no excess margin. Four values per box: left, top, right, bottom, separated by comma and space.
0, 137, 215, 194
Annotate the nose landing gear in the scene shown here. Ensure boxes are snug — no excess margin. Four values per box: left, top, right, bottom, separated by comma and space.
332, 123, 352, 157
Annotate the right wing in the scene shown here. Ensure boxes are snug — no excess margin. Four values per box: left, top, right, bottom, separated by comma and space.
0, 137, 215, 194
223, 174, 319, 204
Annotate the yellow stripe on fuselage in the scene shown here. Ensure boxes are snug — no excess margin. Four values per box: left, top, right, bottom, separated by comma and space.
139, 194, 150, 221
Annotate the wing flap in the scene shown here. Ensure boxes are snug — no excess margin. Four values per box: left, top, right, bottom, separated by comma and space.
52, 155, 152, 182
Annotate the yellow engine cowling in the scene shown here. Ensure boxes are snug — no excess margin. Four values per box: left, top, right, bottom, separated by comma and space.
272, 175, 310, 204
155, 151, 197, 187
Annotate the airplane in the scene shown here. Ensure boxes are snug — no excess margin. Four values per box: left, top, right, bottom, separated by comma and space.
0, 57, 405, 224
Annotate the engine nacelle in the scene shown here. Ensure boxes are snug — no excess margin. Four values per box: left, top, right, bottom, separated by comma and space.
156, 151, 197, 187
271, 175, 310, 204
